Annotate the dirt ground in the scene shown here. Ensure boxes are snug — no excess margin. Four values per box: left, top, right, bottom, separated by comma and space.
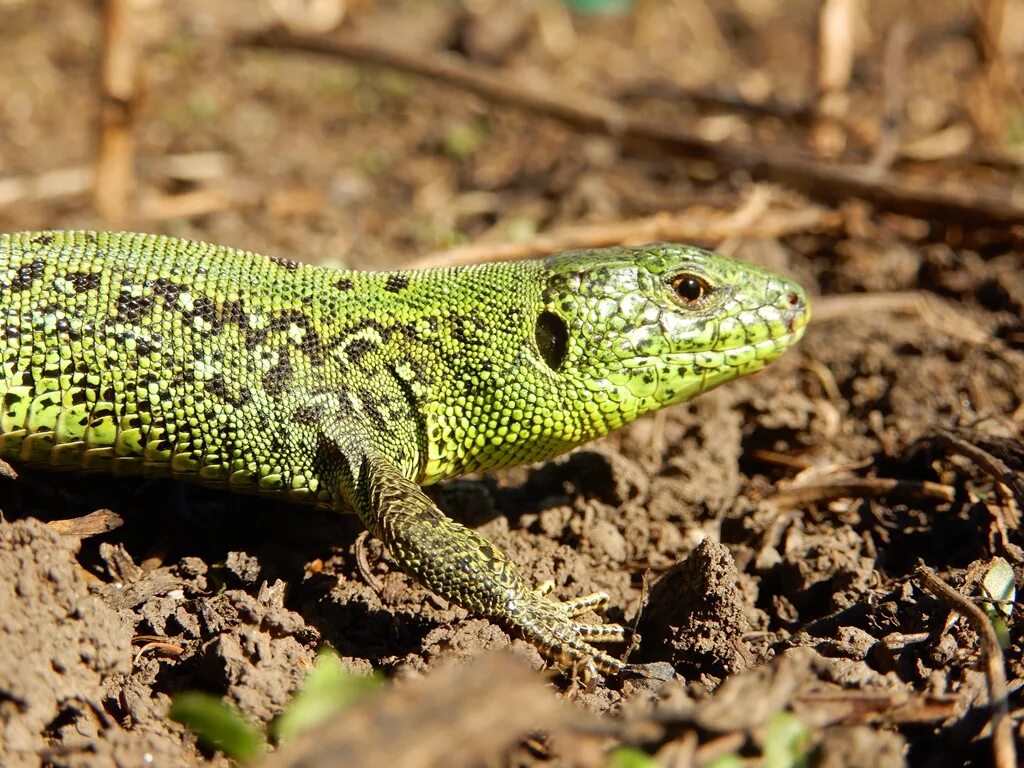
0, 1, 1022, 767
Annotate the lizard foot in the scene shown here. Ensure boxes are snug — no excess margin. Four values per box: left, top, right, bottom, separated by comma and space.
512, 581, 628, 680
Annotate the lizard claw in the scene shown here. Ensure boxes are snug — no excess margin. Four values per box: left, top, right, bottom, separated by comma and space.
512, 584, 628, 678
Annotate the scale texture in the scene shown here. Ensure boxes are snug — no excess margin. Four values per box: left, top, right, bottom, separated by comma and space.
0, 230, 808, 677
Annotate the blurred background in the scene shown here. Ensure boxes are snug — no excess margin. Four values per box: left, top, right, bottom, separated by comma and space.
1, 0, 1021, 270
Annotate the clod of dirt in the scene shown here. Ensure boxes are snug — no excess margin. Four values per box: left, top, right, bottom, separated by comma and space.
636, 538, 752, 679
559, 445, 651, 507
0, 520, 131, 766
644, 396, 744, 521
195, 585, 320, 724
259, 653, 586, 768
224, 550, 262, 586
812, 725, 907, 768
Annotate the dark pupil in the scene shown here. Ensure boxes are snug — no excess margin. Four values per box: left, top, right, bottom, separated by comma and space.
676, 278, 703, 302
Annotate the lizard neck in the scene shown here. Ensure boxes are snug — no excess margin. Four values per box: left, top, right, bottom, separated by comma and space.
315, 261, 618, 485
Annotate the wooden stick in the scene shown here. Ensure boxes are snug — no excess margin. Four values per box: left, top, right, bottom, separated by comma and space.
916, 566, 1016, 768
237, 28, 1024, 228
95, 0, 138, 225
769, 477, 956, 508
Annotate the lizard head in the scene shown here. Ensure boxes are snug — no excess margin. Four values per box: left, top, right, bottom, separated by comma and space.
535, 243, 810, 434
416, 243, 809, 483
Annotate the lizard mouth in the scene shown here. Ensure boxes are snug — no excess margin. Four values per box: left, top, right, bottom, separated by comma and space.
620, 326, 808, 370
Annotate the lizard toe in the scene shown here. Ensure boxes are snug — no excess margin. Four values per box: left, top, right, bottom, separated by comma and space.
572, 621, 627, 643
558, 590, 611, 617
512, 584, 627, 677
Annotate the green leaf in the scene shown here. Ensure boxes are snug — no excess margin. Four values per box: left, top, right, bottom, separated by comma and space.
982, 557, 1016, 649
271, 648, 380, 744
169, 692, 266, 762
762, 712, 810, 768
982, 557, 1016, 618
608, 746, 659, 768
443, 121, 485, 158
563, 0, 634, 14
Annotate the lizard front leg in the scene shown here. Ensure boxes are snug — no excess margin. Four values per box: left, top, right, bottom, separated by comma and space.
325, 424, 627, 679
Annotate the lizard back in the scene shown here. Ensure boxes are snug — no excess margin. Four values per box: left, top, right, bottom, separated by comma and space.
0, 231, 343, 502
0, 231, 554, 505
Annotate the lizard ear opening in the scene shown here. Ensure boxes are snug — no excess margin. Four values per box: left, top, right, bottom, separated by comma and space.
535, 311, 568, 371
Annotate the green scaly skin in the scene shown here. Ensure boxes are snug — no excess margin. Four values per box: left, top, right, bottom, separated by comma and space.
0, 231, 809, 678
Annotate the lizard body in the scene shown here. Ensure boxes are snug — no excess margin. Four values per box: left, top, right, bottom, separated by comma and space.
0, 231, 808, 677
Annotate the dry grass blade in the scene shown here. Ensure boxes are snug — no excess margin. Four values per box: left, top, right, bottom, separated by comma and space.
407, 204, 839, 268
812, 292, 991, 345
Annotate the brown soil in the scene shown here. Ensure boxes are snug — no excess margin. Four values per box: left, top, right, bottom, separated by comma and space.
1, 1, 1022, 767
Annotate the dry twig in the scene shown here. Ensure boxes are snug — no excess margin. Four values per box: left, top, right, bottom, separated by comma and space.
769, 477, 956, 509
0, 152, 232, 210
237, 28, 1024, 227
792, 691, 958, 725
915, 566, 1016, 768
353, 529, 385, 594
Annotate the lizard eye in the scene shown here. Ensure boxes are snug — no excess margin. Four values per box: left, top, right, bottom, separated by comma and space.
535, 311, 568, 370
670, 274, 710, 306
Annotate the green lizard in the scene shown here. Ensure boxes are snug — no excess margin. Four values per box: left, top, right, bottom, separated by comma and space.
0, 231, 808, 679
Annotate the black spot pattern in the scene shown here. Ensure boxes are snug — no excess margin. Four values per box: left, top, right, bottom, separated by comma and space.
385, 274, 409, 293
11, 260, 45, 292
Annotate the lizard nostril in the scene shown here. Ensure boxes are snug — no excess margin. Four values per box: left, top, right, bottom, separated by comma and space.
786, 291, 800, 307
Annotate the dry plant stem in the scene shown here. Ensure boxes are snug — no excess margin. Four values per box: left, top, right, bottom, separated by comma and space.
238, 28, 1024, 228
354, 529, 385, 594
407, 205, 839, 268
915, 565, 1016, 768
749, 449, 815, 471
614, 80, 813, 124
814, 0, 857, 156
0, 167, 94, 207
95, 0, 138, 225
971, 0, 1020, 144
867, 22, 911, 175
769, 477, 955, 508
